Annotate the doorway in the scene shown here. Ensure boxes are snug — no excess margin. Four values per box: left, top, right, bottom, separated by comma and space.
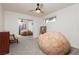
18, 19, 33, 36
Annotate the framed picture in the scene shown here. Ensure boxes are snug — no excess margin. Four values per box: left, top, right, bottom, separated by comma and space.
40, 26, 47, 34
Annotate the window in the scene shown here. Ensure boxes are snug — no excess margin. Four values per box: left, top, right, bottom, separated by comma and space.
45, 16, 56, 24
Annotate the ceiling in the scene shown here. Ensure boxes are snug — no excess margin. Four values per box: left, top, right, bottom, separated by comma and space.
2, 3, 74, 17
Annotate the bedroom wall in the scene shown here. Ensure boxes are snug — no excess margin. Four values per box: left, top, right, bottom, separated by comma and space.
44, 4, 79, 48
4, 11, 43, 38
0, 4, 4, 31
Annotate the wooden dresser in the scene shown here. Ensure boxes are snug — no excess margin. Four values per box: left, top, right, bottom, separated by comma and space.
0, 32, 9, 55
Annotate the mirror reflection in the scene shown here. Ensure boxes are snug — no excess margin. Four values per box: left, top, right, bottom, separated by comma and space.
18, 19, 33, 36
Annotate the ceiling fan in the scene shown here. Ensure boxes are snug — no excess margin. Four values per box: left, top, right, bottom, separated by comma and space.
29, 3, 44, 14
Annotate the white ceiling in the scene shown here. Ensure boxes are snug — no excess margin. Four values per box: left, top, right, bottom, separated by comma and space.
2, 3, 74, 17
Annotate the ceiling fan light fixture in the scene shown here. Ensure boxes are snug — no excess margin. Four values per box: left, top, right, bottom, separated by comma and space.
29, 3, 44, 14
36, 9, 40, 13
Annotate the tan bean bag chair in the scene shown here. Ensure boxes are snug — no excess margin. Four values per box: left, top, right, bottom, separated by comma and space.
38, 32, 70, 55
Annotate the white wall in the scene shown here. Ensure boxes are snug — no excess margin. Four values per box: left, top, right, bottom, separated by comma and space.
4, 11, 43, 38
0, 4, 4, 31
44, 4, 79, 48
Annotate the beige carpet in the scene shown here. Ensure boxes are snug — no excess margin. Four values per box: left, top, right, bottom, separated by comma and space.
7, 36, 79, 55
8, 36, 44, 55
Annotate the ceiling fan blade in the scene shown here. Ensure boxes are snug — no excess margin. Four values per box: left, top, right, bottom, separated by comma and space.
29, 10, 36, 12
40, 10, 45, 14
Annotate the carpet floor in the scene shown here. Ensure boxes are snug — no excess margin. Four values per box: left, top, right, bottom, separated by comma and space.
7, 36, 79, 55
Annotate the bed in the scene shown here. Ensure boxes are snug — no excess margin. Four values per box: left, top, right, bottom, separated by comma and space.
20, 29, 33, 36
